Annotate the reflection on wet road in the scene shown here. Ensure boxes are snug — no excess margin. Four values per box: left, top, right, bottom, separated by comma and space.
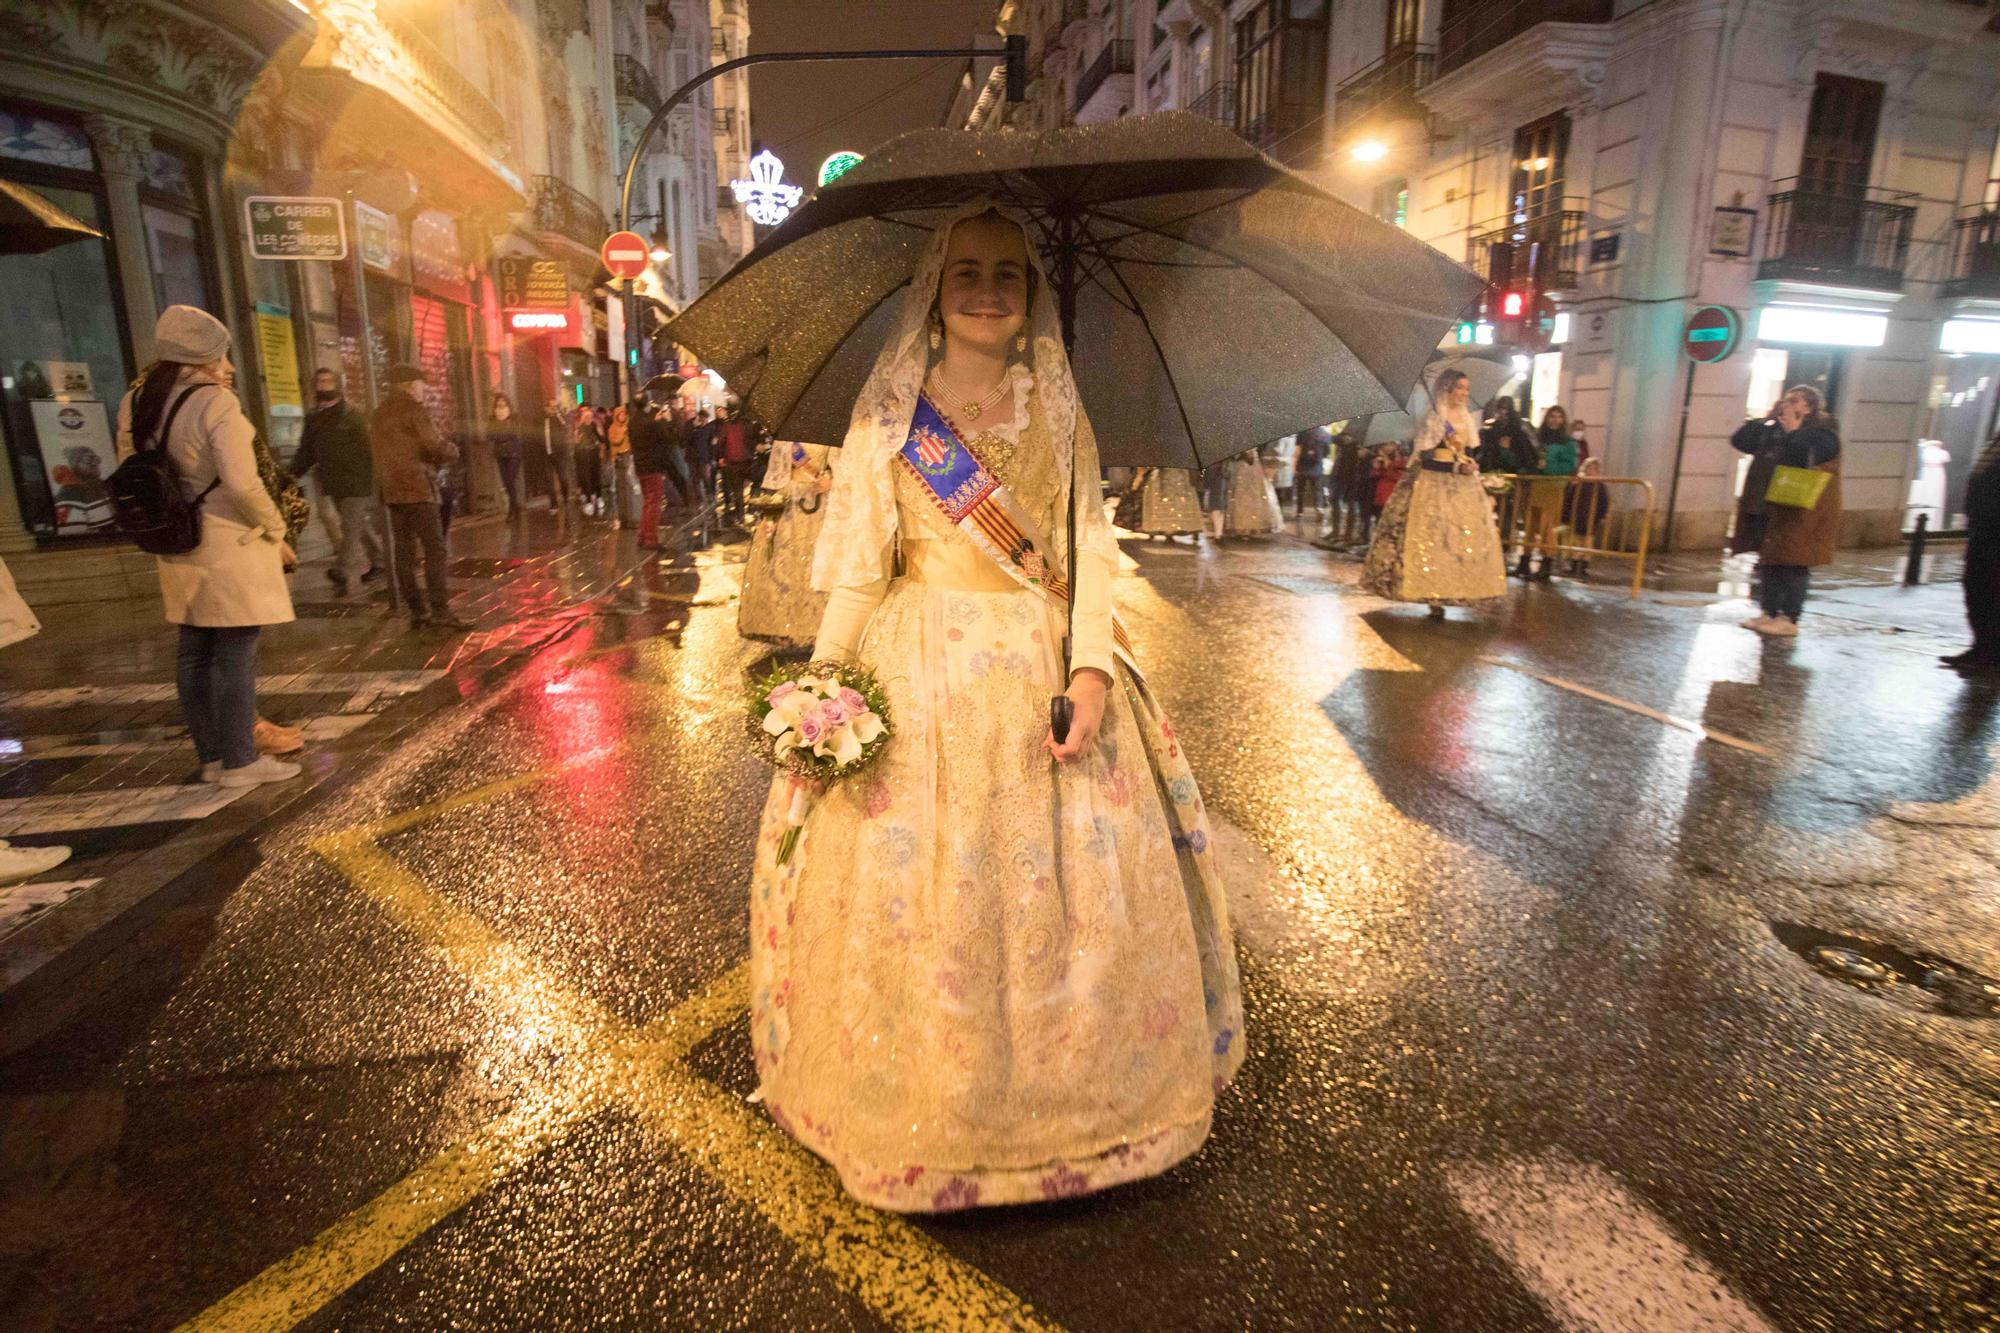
1, 532, 1993, 1331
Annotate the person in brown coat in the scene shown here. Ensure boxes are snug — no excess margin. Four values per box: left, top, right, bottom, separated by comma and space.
1744, 384, 1841, 638
371, 364, 470, 630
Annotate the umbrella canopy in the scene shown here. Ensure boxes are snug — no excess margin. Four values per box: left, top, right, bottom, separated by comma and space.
665, 113, 1483, 469
0, 179, 103, 255
1358, 352, 1518, 444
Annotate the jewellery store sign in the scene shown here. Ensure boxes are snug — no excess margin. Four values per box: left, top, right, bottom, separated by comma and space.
496, 257, 570, 310
244, 196, 347, 261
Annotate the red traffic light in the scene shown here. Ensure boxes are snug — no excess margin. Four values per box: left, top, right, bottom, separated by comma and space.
1500, 289, 1527, 318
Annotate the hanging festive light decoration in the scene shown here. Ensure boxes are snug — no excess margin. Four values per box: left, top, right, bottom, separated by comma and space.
818, 150, 864, 187
730, 150, 804, 228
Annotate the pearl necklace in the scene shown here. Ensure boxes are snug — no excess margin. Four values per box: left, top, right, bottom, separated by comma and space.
929, 368, 1009, 421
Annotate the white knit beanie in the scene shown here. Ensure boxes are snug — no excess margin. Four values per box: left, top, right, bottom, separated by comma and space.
154, 304, 231, 365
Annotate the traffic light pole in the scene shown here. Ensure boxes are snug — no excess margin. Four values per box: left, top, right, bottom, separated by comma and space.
614, 38, 1027, 402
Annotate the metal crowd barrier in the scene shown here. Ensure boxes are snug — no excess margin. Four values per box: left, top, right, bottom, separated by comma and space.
1486, 473, 1657, 599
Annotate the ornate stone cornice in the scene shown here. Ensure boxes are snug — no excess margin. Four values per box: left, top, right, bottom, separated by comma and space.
0, 0, 301, 129
1418, 22, 1610, 131
82, 113, 153, 175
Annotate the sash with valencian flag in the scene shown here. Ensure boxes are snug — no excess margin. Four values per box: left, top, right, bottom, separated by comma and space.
897, 393, 1139, 671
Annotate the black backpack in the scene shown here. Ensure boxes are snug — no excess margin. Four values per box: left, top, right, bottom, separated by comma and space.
109, 385, 221, 555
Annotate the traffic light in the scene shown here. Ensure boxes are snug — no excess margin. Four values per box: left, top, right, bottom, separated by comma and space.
1489, 286, 1532, 344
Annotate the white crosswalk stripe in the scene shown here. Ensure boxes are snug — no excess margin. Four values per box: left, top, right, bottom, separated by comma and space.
1448, 1155, 1778, 1333
0, 669, 444, 713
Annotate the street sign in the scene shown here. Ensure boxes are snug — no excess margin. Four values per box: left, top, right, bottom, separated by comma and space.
244, 196, 346, 260
601, 230, 650, 279
495, 257, 569, 310
1682, 305, 1740, 363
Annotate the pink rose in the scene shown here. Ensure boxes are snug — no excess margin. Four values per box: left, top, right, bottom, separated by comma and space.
837, 687, 866, 713
819, 698, 851, 727
767, 681, 797, 704
797, 711, 827, 744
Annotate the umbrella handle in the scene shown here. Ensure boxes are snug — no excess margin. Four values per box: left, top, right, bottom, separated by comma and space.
1050, 693, 1073, 745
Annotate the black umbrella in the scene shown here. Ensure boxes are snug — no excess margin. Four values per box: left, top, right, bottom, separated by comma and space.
0, 179, 104, 255
665, 112, 1484, 469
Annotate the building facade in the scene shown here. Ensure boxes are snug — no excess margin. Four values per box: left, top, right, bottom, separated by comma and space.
0, 0, 750, 603
961, 0, 2000, 550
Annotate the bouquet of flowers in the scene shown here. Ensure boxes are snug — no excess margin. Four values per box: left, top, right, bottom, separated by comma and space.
745, 660, 893, 864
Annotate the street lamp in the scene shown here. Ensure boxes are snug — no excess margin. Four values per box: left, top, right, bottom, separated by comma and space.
648, 228, 671, 265
1350, 139, 1389, 164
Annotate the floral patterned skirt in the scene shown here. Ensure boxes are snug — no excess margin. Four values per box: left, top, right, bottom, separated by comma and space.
749, 576, 1243, 1212
1360, 467, 1507, 606
738, 494, 829, 646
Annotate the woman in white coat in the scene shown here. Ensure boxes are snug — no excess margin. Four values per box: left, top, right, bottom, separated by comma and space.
115, 306, 300, 787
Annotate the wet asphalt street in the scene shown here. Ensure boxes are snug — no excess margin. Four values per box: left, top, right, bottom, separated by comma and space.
0, 526, 1994, 1332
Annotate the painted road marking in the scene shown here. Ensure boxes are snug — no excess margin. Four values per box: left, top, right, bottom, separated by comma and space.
1478, 657, 1774, 757
0, 670, 443, 712
179, 759, 1061, 1333
0, 783, 250, 836
1448, 1155, 1778, 1333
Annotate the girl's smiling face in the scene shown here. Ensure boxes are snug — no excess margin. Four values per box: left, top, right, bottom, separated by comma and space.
938, 214, 1030, 357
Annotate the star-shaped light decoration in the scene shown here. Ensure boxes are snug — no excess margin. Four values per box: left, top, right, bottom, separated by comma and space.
730, 150, 803, 228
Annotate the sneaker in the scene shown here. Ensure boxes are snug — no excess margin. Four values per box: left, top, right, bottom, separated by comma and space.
201, 761, 222, 783
0, 843, 71, 885
1763, 615, 1799, 637
217, 756, 303, 787
1743, 615, 1774, 631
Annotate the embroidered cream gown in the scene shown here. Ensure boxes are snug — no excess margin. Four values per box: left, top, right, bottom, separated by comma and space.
1361, 405, 1507, 606
748, 377, 1243, 1212
737, 443, 831, 647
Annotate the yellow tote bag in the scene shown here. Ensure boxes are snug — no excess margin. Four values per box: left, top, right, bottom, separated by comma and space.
1765, 465, 1831, 509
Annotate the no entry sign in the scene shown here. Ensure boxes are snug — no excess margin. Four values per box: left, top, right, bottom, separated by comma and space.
601, 230, 650, 279
1682, 305, 1740, 363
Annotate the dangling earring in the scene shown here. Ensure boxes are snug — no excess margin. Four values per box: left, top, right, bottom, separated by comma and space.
1014, 331, 1027, 354
929, 317, 941, 352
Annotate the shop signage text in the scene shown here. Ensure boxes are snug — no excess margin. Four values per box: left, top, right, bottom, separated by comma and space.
354, 200, 400, 274
507, 310, 570, 333
495, 257, 569, 310
1682, 305, 1740, 363
244, 196, 346, 261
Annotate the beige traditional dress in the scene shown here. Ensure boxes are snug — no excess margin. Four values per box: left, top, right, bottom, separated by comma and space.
1361, 404, 1507, 606
747, 207, 1242, 1212
1114, 466, 1203, 536
1221, 452, 1284, 536
737, 442, 831, 647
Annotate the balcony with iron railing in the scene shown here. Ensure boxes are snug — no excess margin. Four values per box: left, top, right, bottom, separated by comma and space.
614, 54, 660, 112
1945, 204, 2000, 300
1187, 81, 1236, 127
1437, 0, 1615, 76
1333, 44, 1436, 132
1074, 39, 1135, 113
1757, 181, 1917, 291
1467, 199, 1587, 292
376, 13, 509, 145
531, 174, 609, 254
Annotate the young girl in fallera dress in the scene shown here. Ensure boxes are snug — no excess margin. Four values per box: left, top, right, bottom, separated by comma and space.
1361, 368, 1507, 616
746, 206, 1243, 1212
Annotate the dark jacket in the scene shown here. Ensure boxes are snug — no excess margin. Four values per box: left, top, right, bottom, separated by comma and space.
1476, 417, 1537, 474
1965, 432, 2000, 531
294, 400, 373, 499
1294, 425, 1331, 476
1729, 419, 1786, 518
486, 418, 525, 461
369, 391, 456, 505
629, 408, 669, 475
1760, 422, 1843, 567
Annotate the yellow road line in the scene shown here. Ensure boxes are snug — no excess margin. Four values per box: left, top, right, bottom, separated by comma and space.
339, 744, 623, 843
627, 1062, 1064, 1333
174, 1088, 601, 1333
196, 806, 1060, 1332
1478, 657, 1774, 757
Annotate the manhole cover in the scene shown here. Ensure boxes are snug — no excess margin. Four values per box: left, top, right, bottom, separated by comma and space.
1770, 921, 1997, 1020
